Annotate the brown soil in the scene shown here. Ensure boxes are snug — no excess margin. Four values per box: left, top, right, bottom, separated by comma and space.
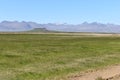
69, 65, 120, 80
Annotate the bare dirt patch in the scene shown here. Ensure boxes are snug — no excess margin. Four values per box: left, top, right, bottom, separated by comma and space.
69, 65, 120, 80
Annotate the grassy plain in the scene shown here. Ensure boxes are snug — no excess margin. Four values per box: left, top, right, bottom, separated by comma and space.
0, 33, 120, 80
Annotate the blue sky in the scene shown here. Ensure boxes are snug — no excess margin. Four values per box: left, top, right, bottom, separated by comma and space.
0, 0, 120, 24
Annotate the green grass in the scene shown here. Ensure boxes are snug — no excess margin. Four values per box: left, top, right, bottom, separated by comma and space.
0, 34, 120, 80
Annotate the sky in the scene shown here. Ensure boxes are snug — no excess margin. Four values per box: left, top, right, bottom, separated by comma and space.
0, 0, 120, 24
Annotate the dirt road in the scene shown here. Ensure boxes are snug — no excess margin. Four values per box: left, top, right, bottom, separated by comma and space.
69, 65, 120, 80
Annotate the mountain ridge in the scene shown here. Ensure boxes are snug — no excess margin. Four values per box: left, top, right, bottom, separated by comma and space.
0, 21, 120, 33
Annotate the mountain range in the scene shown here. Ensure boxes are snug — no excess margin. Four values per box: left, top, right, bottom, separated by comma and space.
0, 21, 120, 33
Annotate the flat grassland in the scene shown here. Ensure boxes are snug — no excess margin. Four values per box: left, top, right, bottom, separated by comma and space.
0, 33, 120, 80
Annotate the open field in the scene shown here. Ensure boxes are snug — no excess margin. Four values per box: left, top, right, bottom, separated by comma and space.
0, 33, 120, 80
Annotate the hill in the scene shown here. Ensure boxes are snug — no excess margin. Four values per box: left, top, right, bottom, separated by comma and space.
28, 28, 51, 32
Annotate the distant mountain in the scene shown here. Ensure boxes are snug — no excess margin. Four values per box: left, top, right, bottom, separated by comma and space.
0, 21, 120, 33
0, 21, 32, 31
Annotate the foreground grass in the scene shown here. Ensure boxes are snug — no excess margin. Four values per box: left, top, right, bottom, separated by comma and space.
0, 34, 120, 80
